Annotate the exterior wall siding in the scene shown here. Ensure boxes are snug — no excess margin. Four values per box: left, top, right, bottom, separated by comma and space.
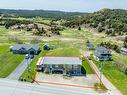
12, 50, 40, 55
43, 64, 82, 76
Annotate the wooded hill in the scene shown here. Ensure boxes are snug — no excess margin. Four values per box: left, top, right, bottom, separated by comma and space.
0, 9, 85, 19
64, 9, 127, 36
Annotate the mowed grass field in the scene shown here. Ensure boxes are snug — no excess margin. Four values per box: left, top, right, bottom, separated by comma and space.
0, 45, 24, 78
45, 48, 80, 56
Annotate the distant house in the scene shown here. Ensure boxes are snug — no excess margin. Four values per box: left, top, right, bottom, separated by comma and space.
10, 44, 41, 55
86, 42, 95, 50
43, 45, 50, 51
36, 56, 82, 76
94, 47, 112, 61
120, 48, 127, 55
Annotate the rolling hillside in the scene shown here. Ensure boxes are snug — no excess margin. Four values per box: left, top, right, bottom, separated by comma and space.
0, 9, 86, 19
64, 8, 127, 36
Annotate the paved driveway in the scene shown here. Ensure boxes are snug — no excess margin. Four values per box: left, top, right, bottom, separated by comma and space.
7, 58, 32, 80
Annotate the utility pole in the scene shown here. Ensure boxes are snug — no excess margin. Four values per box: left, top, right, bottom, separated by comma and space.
99, 61, 103, 86
99, 66, 102, 86
99, 60, 106, 86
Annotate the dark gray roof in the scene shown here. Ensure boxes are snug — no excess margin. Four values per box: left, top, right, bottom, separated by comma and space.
95, 47, 111, 54
120, 48, 127, 53
11, 44, 40, 51
87, 43, 94, 48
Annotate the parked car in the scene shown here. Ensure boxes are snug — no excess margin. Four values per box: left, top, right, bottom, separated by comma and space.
25, 54, 29, 59
30, 54, 34, 59
87, 56, 92, 60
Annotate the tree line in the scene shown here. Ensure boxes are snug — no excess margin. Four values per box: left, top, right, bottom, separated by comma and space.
0, 9, 84, 19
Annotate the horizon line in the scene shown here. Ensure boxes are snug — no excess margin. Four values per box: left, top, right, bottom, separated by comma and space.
0, 8, 126, 13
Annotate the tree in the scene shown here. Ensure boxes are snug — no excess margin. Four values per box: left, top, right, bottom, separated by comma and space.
86, 40, 90, 44
124, 36, 127, 43
78, 26, 81, 30
33, 24, 39, 30
124, 42, 127, 48
111, 31, 116, 36
123, 36, 127, 48
98, 26, 104, 32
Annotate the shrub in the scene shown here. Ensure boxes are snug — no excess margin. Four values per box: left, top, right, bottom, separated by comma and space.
94, 83, 107, 92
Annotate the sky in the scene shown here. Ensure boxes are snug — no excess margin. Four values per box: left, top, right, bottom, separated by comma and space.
0, 0, 126, 12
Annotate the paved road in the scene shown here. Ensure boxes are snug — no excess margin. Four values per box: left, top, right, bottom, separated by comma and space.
81, 51, 123, 95
0, 79, 109, 95
7, 58, 32, 80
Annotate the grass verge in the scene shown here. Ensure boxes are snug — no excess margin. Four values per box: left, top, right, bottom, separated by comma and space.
82, 57, 94, 74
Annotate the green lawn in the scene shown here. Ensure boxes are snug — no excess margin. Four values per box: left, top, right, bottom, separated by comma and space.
91, 55, 127, 95
0, 45, 24, 77
46, 48, 81, 57
82, 57, 94, 74
0, 45, 9, 54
